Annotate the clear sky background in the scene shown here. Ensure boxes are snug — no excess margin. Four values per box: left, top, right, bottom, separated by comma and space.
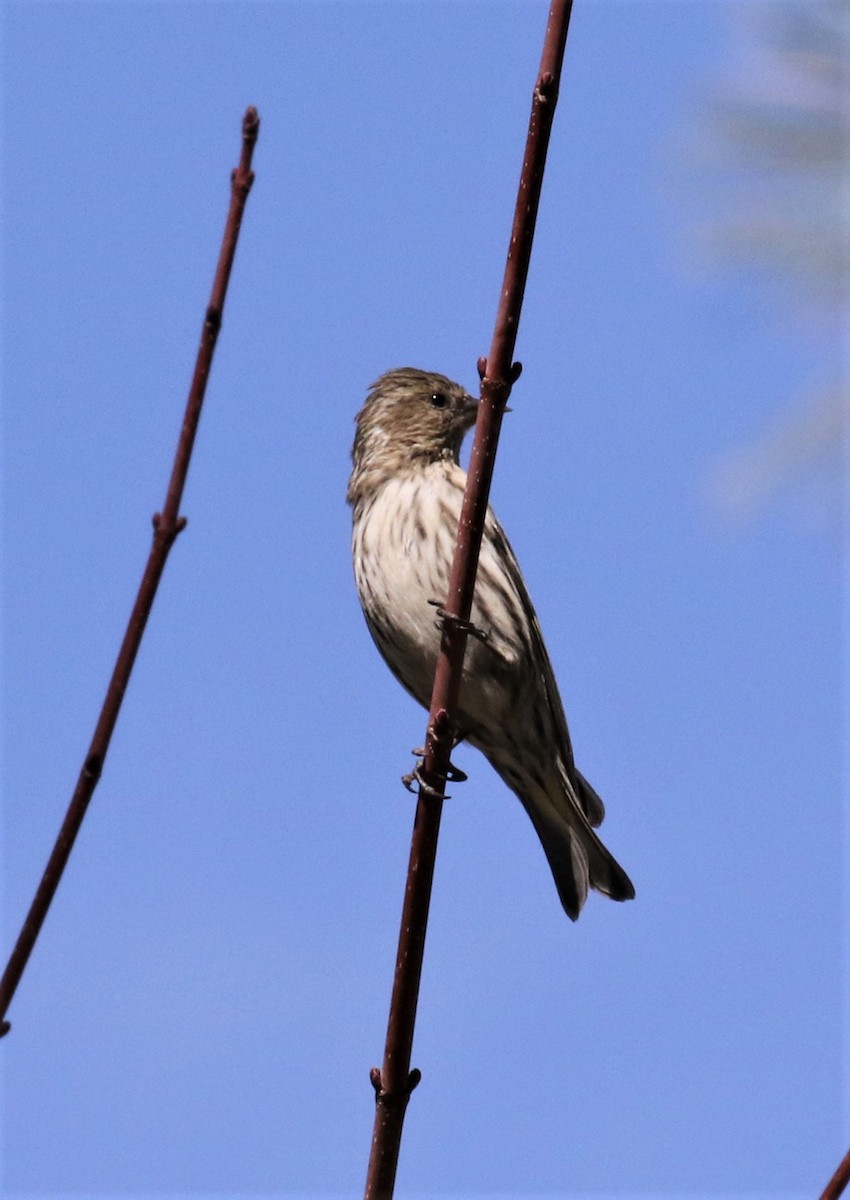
2, 2, 846, 1198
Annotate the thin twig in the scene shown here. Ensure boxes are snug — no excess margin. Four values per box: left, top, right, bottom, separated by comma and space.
364, 4, 573, 1195
821, 1146, 850, 1200
0, 106, 260, 1038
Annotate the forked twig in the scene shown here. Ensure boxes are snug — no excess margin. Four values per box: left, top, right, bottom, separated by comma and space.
0, 106, 260, 1037
364, 4, 573, 1195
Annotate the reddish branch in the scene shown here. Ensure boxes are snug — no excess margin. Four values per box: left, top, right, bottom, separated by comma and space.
821, 1147, 850, 1200
364, 3, 574, 1195
0, 106, 260, 1037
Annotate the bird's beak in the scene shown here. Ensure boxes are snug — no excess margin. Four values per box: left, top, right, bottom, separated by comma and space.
463, 394, 480, 423
466, 394, 511, 417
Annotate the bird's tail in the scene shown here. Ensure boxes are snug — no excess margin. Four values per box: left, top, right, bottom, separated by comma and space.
520, 769, 635, 921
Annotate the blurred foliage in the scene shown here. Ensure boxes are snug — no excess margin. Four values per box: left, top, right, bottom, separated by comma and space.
692, 1, 848, 521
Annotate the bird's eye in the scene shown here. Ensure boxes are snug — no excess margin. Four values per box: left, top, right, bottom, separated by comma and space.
430, 392, 448, 409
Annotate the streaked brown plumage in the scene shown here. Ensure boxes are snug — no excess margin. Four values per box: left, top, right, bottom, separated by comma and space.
348, 367, 634, 919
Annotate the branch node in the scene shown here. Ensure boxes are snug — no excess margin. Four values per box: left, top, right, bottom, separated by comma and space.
537, 70, 556, 101
204, 305, 222, 333
0, 1021, 11, 1038
510, 360, 523, 383
431, 707, 451, 737
232, 109, 260, 196
369, 1065, 422, 1108
152, 513, 188, 540
230, 167, 256, 195
83, 753, 103, 782
476, 356, 487, 380
242, 106, 260, 145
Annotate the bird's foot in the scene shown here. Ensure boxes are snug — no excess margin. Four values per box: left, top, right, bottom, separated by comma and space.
401, 764, 444, 799
410, 747, 468, 783
427, 599, 488, 643
402, 747, 468, 798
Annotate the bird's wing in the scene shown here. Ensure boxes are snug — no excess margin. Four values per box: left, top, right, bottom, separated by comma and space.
476, 509, 606, 827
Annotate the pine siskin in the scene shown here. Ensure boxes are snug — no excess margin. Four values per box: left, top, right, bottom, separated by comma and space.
347, 367, 634, 920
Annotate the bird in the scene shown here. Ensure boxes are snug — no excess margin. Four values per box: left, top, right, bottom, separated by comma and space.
347, 366, 634, 919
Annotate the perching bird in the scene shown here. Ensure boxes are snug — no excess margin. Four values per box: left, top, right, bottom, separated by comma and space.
347, 367, 634, 919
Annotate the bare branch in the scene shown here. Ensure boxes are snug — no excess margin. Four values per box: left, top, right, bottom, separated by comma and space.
821, 1146, 850, 1200
0, 106, 260, 1038
364, 4, 573, 1195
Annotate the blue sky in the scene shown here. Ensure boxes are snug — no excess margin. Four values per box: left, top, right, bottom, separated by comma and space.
2, 2, 846, 1198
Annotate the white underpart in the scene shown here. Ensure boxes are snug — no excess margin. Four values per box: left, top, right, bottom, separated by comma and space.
354, 471, 452, 649
352, 462, 522, 720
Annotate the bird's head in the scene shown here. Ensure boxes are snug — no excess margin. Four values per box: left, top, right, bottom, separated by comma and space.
348, 368, 478, 504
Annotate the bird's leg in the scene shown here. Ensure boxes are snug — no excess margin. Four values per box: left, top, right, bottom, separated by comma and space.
427, 598, 489, 644
406, 747, 468, 785
401, 760, 468, 797
401, 713, 468, 798
401, 763, 444, 799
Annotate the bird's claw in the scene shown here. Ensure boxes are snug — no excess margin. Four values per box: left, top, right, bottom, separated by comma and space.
401, 764, 446, 800
427, 599, 489, 643
402, 750, 468, 798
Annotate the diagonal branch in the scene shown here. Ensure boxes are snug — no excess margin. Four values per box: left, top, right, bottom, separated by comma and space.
821, 1146, 850, 1200
0, 106, 260, 1038
364, 3, 573, 1195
